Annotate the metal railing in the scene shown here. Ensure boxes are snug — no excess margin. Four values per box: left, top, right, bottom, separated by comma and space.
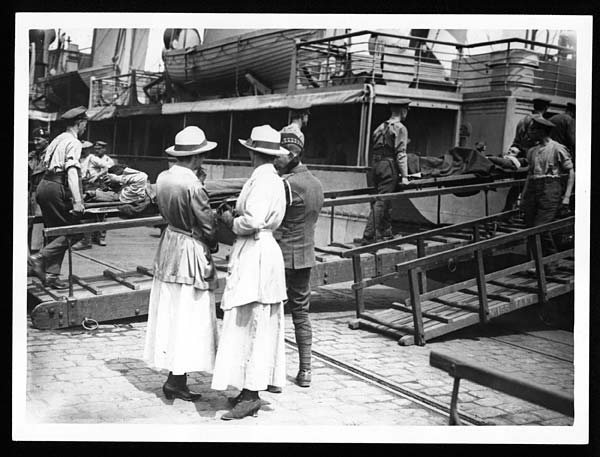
292, 30, 576, 98
89, 70, 165, 107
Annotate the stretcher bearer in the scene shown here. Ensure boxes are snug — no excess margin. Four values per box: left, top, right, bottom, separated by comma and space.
521, 116, 574, 275
28, 106, 88, 289
274, 131, 324, 389
143, 126, 220, 402
211, 125, 289, 420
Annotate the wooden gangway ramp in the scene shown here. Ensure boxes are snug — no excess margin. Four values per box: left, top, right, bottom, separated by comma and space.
346, 216, 575, 346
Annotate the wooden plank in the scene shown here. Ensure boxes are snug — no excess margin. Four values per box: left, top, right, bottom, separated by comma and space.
136, 265, 154, 277
360, 311, 415, 335
459, 288, 511, 303
430, 351, 574, 416
391, 302, 451, 323
395, 218, 574, 273
44, 216, 165, 237
103, 270, 140, 290
342, 209, 519, 257
430, 297, 480, 313
489, 279, 539, 294
351, 318, 405, 340
408, 269, 425, 345
323, 182, 525, 208
71, 275, 102, 295
352, 255, 365, 317
405, 249, 573, 304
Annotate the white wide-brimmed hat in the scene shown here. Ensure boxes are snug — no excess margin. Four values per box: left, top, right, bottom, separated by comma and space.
238, 125, 289, 156
165, 126, 217, 156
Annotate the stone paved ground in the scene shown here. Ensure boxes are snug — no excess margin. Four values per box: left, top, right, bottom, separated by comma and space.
23, 227, 575, 427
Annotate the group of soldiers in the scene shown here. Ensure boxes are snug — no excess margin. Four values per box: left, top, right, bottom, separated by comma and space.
360, 96, 575, 251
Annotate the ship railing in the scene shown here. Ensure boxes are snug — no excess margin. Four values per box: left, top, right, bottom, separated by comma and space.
89, 70, 165, 108
292, 30, 575, 99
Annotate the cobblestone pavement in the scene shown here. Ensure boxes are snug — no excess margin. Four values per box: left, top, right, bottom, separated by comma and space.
25, 317, 446, 426
23, 227, 575, 427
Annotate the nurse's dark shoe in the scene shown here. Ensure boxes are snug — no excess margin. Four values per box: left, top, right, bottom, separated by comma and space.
266, 385, 282, 393
163, 372, 202, 401
221, 399, 261, 420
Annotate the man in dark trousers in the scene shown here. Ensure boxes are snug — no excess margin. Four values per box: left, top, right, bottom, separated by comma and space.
503, 97, 552, 212
521, 116, 574, 271
360, 99, 411, 244
549, 102, 575, 161
28, 106, 88, 289
274, 131, 324, 389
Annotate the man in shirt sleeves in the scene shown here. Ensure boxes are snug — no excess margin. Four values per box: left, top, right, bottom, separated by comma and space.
28, 106, 88, 289
143, 126, 220, 402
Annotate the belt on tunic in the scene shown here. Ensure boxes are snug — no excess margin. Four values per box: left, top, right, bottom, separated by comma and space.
251, 228, 273, 240
42, 171, 67, 185
167, 224, 207, 244
531, 175, 561, 181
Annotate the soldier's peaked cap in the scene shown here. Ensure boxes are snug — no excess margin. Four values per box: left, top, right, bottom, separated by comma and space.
61, 106, 88, 121
531, 116, 555, 128
532, 97, 552, 105
95, 140, 108, 147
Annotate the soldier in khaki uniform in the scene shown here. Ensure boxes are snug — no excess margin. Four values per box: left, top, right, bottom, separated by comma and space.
274, 131, 324, 389
360, 99, 411, 244
28, 106, 88, 289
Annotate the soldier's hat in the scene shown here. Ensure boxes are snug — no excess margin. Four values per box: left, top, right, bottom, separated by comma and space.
389, 98, 411, 107
31, 127, 48, 139
288, 99, 311, 113
280, 131, 304, 151
532, 97, 552, 110
60, 106, 88, 121
531, 116, 555, 129
94, 140, 108, 147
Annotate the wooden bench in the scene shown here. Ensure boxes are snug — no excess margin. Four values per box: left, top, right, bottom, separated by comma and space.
430, 350, 574, 425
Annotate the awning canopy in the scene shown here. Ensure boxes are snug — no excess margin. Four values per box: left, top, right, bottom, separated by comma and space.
28, 109, 57, 122
162, 88, 367, 115
87, 105, 117, 121
86, 103, 164, 121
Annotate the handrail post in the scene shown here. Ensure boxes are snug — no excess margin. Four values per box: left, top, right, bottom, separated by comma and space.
416, 238, 428, 293
472, 225, 489, 324
329, 204, 335, 245
352, 255, 365, 318
532, 233, 548, 307
408, 268, 425, 345
67, 237, 74, 298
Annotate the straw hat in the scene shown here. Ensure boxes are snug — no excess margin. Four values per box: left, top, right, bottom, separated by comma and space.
238, 125, 289, 156
165, 126, 217, 156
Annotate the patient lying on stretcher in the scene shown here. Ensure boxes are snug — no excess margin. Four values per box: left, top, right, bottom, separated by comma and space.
84, 164, 158, 217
